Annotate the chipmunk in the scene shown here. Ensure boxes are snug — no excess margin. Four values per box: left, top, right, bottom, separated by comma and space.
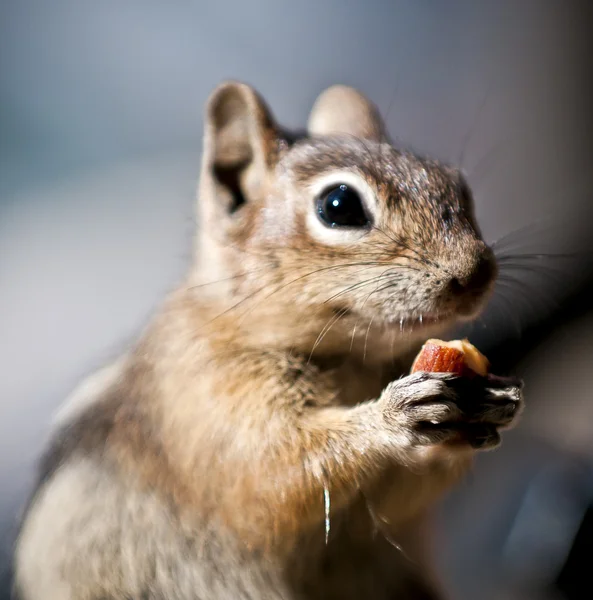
13, 82, 523, 600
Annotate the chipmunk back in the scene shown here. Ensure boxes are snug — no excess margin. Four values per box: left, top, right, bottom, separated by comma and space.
13, 82, 523, 600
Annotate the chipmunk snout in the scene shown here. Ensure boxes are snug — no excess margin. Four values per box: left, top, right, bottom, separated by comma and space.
437, 246, 497, 317
448, 252, 497, 297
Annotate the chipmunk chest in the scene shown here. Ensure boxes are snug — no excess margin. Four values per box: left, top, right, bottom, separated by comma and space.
329, 360, 385, 407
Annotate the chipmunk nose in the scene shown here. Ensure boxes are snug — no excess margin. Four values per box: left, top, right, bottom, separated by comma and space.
448, 251, 497, 297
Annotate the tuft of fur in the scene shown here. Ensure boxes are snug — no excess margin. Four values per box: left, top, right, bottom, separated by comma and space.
13, 82, 523, 599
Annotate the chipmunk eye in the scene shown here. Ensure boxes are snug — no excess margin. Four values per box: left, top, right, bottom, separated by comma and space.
316, 184, 370, 228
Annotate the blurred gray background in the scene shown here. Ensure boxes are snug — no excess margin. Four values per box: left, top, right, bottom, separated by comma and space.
1, 1, 592, 599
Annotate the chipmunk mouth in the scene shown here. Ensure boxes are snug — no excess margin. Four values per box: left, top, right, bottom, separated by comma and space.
386, 312, 455, 332
330, 305, 459, 333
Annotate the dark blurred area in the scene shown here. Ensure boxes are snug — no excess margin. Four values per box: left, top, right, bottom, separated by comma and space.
1, 1, 592, 599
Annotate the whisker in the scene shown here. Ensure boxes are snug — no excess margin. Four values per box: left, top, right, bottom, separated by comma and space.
495, 273, 541, 296
204, 261, 388, 327
372, 226, 438, 269
382, 70, 403, 137
496, 252, 579, 262
495, 277, 561, 319
307, 307, 351, 364
363, 496, 415, 563
458, 79, 494, 170
324, 275, 393, 305
486, 211, 589, 259
390, 326, 396, 358
369, 279, 412, 298
349, 274, 394, 353
323, 266, 419, 305
467, 132, 516, 185
363, 313, 376, 364
489, 218, 557, 250
498, 264, 564, 287
488, 288, 524, 338
188, 268, 267, 291
349, 314, 361, 353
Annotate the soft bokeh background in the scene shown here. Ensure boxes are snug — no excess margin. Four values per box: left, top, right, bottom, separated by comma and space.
1, 1, 592, 598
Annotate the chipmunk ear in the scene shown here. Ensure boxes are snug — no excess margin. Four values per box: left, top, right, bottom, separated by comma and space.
307, 85, 385, 141
200, 81, 279, 219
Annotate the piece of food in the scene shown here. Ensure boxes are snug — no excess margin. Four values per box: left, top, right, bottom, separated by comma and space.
411, 338, 489, 377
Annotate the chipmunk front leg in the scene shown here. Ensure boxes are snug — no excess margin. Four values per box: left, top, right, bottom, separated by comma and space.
222, 370, 523, 551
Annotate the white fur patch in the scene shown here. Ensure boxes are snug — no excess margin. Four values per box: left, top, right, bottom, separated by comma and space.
52, 356, 128, 428
14, 458, 288, 599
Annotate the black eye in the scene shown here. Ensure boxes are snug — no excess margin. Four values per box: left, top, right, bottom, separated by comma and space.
316, 184, 370, 228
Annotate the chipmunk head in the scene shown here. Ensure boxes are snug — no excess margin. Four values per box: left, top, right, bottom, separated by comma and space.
193, 82, 497, 359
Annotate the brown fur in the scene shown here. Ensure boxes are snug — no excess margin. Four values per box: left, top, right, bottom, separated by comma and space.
13, 81, 523, 600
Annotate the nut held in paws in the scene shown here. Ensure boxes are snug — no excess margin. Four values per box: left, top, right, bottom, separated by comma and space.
411, 339, 489, 377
